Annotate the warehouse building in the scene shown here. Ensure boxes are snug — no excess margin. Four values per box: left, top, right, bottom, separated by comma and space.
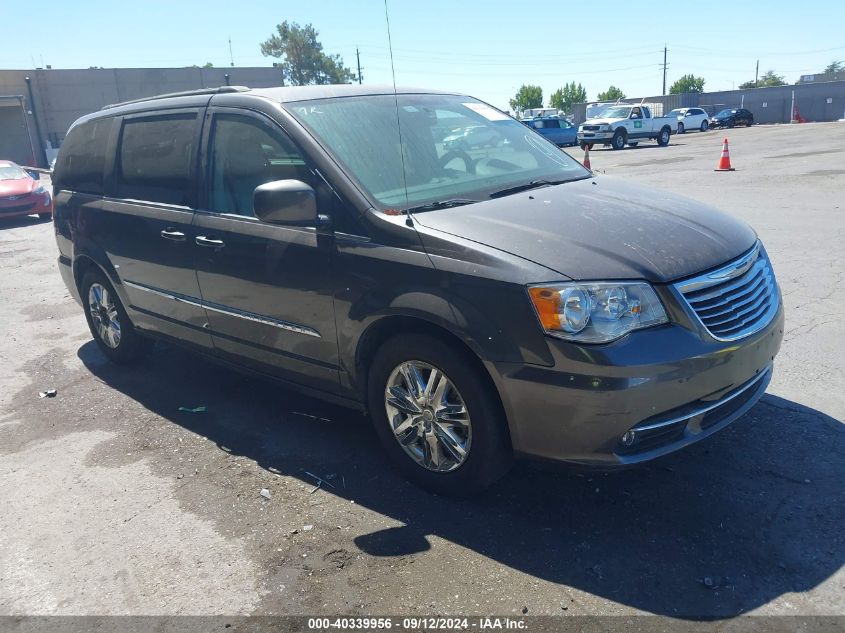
0, 67, 285, 167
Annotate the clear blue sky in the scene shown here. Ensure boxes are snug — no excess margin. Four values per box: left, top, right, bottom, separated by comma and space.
3, 0, 844, 110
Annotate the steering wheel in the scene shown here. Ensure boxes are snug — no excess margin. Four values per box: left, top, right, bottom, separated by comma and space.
438, 149, 476, 175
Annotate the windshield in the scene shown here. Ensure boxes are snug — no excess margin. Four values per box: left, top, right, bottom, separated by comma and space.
288, 94, 589, 209
597, 106, 631, 119
667, 109, 684, 117
0, 165, 27, 180
716, 109, 736, 117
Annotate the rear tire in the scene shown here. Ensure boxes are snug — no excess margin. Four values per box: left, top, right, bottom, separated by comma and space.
81, 268, 152, 364
367, 334, 513, 496
747, 117, 754, 127
656, 126, 671, 146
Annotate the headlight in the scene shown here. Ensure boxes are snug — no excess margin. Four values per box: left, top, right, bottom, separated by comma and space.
33, 184, 46, 194
599, 124, 613, 131
528, 281, 668, 343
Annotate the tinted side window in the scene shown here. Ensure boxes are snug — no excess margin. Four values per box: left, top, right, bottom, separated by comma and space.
207, 115, 312, 216
544, 119, 560, 129
116, 113, 196, 206
54, 118, 111, 195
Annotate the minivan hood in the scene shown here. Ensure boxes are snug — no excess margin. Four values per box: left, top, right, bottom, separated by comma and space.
412, 176, 757, 283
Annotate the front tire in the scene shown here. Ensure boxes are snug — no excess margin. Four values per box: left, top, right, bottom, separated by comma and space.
81, 268, 152, 364
611, 130, 626, 150
367, 334, 512, 495
678, 122, 685, 134
700, 120, 709, 132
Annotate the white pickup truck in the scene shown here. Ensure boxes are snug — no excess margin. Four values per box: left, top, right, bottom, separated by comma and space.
577, 104, 673, 150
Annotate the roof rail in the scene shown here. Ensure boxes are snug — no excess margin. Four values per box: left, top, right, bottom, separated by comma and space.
101, 85, 250, 110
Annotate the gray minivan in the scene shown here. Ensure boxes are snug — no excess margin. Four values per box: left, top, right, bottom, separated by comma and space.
52, 85, 783, 495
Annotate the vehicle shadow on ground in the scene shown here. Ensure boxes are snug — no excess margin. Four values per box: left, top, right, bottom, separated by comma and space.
79, 341, 844, 618
0, 215, 52, 230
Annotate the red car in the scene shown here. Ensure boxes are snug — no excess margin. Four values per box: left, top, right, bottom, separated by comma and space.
0, 160, 53, 220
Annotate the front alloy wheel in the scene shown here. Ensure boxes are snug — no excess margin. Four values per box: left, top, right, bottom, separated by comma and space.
385, 361, 471, 472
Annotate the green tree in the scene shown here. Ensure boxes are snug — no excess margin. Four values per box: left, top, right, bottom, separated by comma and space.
669, 74, 705, 94
260, 21, 356, 85
597, 85, 625, 101
823, 60, 843, 74
738, 70, 786, 89
203, 62, 214, 69
549, 81, 587, 113
509, 84, 543, 115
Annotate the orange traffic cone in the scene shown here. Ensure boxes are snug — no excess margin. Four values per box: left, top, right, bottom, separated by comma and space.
715, 137, 735, 171
583, 144, 592, 170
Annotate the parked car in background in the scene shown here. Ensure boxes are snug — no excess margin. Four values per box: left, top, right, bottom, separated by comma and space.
443, 125, 501, 150
710, 108, 754, 128
522, 116, 578, 146
577, 105, 673, 150
0, 160, 53, 221
53, 85, 783, 495
666, 107, 710, 133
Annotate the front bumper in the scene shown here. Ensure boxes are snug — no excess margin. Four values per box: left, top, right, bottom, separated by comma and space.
0, 192, 52, 218
492, 297, 784, 466
577, 131, 614, 142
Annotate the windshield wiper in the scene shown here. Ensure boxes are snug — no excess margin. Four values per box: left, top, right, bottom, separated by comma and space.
489, 179, 564, 199
404, 198, 481, 213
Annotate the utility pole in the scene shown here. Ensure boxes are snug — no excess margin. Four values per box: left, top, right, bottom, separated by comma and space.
661, 45, 668, 95
356, 47, 363, 84
755, 60, 759, 88
228, 38, 234, 67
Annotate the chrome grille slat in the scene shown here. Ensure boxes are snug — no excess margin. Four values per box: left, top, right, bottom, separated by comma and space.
685, 259, 768, 304
675, 242, 779, 341
702, 289, 771, 327
705, 296, 768, 328
695, 275, 768, 317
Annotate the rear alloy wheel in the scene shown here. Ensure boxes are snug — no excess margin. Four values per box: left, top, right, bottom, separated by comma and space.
82, 268, 152, 364
367, 334, 512, 495
611, 130, 626, 150
700, 120, 709, 132
657, 127, 671, 146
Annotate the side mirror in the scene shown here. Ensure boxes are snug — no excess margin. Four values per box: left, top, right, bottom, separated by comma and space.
25, 169, 40, 181
253, 179, 316, 226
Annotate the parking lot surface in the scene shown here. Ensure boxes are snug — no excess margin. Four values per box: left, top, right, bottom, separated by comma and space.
1, 122, 843, 618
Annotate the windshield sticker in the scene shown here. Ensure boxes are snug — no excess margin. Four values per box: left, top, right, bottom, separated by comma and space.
462, 103, 509, 121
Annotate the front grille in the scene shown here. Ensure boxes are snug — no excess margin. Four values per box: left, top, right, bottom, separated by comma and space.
675, 241, 779, 341
0, 202, 36, 215
582, 125, 601, 131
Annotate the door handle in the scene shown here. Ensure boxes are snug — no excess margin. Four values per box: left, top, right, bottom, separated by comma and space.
160, 228, 186, 242
195, 235, 225, 248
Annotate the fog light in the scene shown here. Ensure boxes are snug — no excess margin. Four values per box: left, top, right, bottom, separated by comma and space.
621, 430, 636, 446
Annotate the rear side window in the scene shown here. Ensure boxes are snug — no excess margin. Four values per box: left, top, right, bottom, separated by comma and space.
116, 113, 196, 206
54, 118, 111, 195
